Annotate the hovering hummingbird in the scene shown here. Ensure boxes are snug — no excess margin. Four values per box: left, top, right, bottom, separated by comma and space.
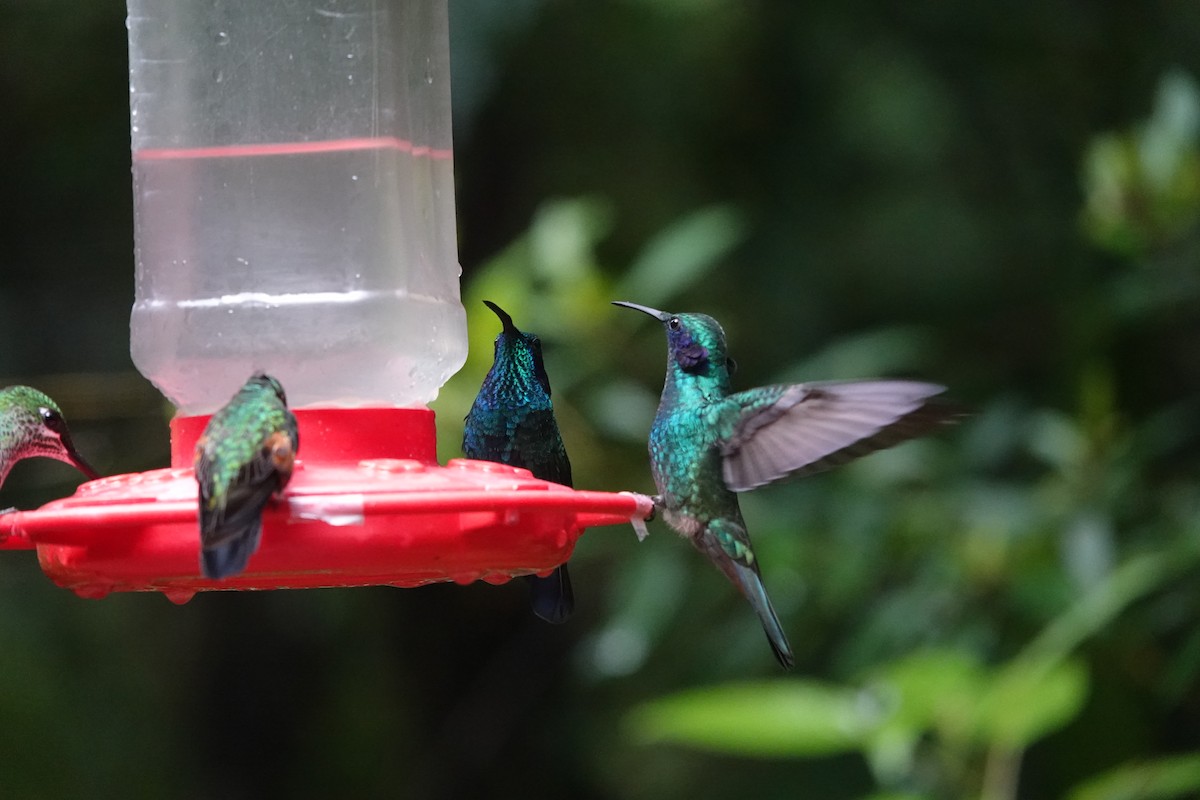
0, 385, 99, 491
463, 300, 575, 624
194, 372, 299, 580
613, 302, 956, 668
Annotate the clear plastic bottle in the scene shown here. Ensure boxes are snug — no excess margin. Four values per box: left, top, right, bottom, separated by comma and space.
127, 0, 467, 414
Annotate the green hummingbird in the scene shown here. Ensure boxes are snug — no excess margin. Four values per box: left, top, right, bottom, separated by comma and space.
0, 385, 99, 491
613, 302, 955, 668
194, 372, 299, 580
463, 300, 574, 624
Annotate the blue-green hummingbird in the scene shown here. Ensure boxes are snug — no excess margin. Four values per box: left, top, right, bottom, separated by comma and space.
613, 302, 955, 668
463, 300, 575, 624
0, 385, 99, 490
194, 372, 299, 580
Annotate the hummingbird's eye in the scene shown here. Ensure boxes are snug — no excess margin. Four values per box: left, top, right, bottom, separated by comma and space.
40, 407, 67, 436
667, 317, 682, 331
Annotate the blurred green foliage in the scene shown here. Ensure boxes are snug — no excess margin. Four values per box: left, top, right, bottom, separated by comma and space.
1083, 70, 1200, 258
1069, 753, 1200, 800
2, 1, 1200, 798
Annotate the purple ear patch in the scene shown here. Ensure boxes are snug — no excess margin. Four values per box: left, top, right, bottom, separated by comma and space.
676, 339, 709, 370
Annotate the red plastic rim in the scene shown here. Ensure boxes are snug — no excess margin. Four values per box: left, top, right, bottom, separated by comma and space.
0, 408, 653, 603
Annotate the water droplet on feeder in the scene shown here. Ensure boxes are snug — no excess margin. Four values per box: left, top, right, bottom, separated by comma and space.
164, 588, 196, 605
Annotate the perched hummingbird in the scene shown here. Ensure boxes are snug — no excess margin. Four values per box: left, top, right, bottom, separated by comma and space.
463, 300, 575, 624
194, 372, 299, 580
0, 385, 99, 490
613, 302, 955, 668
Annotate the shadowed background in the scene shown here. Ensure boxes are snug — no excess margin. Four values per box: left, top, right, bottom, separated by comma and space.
2, 2, 1200, 798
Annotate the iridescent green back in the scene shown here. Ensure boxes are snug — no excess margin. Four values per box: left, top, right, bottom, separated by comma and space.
195, 375, 298, 514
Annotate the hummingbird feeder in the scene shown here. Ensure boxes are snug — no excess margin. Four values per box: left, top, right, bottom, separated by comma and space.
0, 0, 652, 603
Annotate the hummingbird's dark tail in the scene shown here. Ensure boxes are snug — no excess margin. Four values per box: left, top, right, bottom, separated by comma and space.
698, 519, 795, 668
728, 560, 795, 669
525, 564, 575, 624
198, 468, 280, 580
200, 518, 265, 580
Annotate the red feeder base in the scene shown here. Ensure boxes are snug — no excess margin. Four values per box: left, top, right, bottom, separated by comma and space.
0, 408, 653, 603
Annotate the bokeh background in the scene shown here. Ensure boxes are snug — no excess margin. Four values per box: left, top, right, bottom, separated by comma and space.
3, 2, 1200, 798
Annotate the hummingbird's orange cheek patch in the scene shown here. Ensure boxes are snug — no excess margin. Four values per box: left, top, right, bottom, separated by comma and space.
266, 432, 296, 473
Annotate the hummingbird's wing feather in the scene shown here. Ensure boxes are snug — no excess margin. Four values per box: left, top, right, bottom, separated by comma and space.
201, 516, 266, 579
508, 410, 574, 622
198, 470, 275, 579
508, 410, 574, 487
464, 402, 576, 623
719, 380, 953, 491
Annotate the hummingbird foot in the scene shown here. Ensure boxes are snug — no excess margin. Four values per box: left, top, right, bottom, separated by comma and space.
648, 495, 663, 521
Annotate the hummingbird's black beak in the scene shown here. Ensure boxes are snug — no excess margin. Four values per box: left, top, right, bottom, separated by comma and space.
62, 436, 100, 480
611, 301, 671, 322
482, 300, 521, 336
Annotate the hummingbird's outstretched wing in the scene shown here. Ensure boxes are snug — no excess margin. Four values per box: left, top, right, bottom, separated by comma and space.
718, 380, 953, 492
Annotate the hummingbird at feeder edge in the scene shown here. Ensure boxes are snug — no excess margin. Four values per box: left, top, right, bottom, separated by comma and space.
463, 300, 575, 624
0, 385, 99, 492
195, 372, 299, 580
613, 301, 958, 668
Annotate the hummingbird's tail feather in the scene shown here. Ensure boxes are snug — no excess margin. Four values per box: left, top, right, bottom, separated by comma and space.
198, 468, 279, 580
525, 564, 575, 624
699, 518, 795, 668
201, 520, 264, 580
727, 559, 795, 669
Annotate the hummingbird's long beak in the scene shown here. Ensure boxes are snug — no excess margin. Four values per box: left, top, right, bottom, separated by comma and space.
611, 301, 671, 322
482, 300, 521, 336
62, 436, 100, 480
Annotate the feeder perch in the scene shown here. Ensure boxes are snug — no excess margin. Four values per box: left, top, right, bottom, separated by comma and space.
0, 0, 653, 601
